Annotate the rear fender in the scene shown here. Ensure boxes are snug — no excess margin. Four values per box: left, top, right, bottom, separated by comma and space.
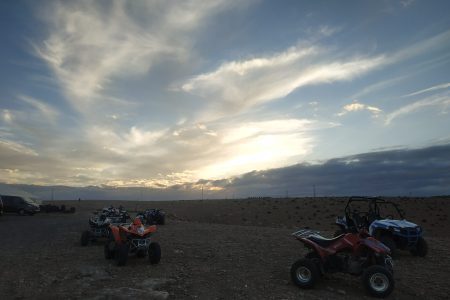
298, 238, 329, 260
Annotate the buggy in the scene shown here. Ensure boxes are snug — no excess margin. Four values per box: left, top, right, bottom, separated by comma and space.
335, 196, 427, 257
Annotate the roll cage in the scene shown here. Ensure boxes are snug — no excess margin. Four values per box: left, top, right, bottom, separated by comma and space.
344, 197, 405, 229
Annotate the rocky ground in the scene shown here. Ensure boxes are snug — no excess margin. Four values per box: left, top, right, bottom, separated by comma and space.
0, 197, 449, 299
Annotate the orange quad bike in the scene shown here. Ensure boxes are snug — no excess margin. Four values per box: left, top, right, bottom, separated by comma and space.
105, 218, 161, 266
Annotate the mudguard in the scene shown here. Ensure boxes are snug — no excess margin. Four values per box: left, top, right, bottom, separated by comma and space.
109, 225, 123, 244
360, 236, 391, 254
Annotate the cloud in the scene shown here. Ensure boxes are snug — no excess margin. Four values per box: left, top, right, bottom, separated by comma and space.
196, 119, 318, 179
400, 0, 415, 8
0, 139, 38, 156
35, 0, 247, 113
0, 114, 327, 187
3, 143, 449, 199
18, 95, 59, 122
385, 92, 450, 124
181, 44, 386, 120
207, 143, 450, 197
402, 82, 450, 98
180, 29, 450, 121
337, 101, 382, 117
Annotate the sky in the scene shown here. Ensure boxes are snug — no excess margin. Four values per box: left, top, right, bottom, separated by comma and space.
0, 0, 449, 198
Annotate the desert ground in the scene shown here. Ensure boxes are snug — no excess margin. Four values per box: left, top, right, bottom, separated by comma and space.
0, 197, 449, 299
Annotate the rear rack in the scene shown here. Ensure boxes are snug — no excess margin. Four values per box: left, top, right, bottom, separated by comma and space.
292, 228, 321, 238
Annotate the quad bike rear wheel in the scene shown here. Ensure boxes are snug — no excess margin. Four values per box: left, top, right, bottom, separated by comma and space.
362, 265, 394, 298
290, 258, 319, 289
115, 244, 129, 266
80, 230, 90, 246
410, 237, 428, 257
148, 242, 161, 264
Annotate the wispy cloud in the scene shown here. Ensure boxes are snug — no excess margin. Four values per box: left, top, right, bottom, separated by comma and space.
35, 0, 246, 113
402, 82, 450, 98
181, 44, 386, 120
0, 139, 38, 156
18, 95, 59, 122
385, 93, 450, 125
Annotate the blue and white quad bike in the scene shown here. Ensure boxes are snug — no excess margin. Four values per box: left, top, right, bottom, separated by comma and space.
334, 196, 427, 257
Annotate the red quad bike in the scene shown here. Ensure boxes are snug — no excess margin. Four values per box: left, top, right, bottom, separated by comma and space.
105, 218, 161, 266
290, 229, 395, 298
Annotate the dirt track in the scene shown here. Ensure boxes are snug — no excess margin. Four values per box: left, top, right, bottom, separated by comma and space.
0, 197, 449, 299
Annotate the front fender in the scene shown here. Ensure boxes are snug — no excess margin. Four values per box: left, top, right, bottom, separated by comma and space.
360, 237, 390, 254
109, 225, 123, 244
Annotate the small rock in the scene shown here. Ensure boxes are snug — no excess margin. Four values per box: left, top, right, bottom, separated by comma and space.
337, 289, 346, 295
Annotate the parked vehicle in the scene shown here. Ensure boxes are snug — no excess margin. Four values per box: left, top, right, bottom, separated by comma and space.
40, 204, 76, 213
0, 195, 40, 215
335, 196, 427, 257
80, 206, 130, 246
105, 217, 161, 266
290, 228, 394, 298
136, 208, 166, 225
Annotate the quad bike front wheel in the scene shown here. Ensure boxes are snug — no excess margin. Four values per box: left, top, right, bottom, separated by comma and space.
115, 244, 129, 266
80, 230, 90, 246
410, 237, 428, 257
362, 265, 394, 298
148, 242, 161, 264
290, 258, 319, 289
104, 238, 115, 259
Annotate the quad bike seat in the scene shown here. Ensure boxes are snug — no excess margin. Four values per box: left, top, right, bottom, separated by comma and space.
307, 234, 343, 248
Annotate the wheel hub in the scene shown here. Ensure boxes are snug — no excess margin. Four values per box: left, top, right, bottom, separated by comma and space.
369, 273, 389, 292
296, 266, 312, 283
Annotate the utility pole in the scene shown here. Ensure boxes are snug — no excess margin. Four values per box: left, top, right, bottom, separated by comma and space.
201, 185, 204, 200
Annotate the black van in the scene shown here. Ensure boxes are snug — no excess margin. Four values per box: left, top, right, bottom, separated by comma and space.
0, 195, 40, 215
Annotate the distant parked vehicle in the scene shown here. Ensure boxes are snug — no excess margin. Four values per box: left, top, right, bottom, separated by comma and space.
0, 195, 40, 215
335, 196, 427, 257
39, 204, 76, 213
81, 205, 130, 246
136, 209, 166, 225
